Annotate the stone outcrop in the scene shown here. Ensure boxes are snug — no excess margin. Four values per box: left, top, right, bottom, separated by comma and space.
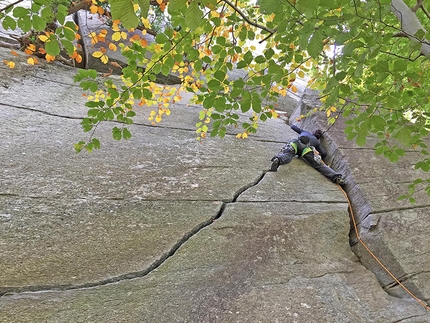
75, 10, 181, 84
292, 89, 430, 305
0, 47, 429, 321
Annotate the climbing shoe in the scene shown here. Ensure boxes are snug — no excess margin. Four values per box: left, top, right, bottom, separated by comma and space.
270, 158, 280, 172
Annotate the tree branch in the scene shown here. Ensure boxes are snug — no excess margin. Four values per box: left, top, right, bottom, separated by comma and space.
221, 0, 275, 34
411, 0, 424, 12
391, 0, 430, 56
420, 5, 430, 19
0, 0, 25, 13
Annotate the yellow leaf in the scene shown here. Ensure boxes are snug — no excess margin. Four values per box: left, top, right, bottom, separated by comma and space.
92, 51, 104, 58
3, 60, 15, 68
90, 5, 98, 14
155, 114, 162, 122
330, 106, 337, 112
112, 32, 121, 42
38, 35, 49, 42
298, 70, 305, 78
45, 54, 56, 62
141, 18, 150, 29
291, 85, 298, 93
100, 55, 108, 64
89, 32, 98, 44
25, 44, 36, 54
109, 43, 117, 51
27, 57, 35, 65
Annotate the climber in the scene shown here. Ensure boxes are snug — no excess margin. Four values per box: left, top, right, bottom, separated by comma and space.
270, 125, 346, 186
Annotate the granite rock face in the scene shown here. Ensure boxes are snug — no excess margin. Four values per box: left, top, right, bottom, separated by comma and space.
0, 48, 429, 321
292, 89, 430, 307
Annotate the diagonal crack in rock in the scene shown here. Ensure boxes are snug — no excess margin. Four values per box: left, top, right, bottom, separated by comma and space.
0, 170, 270, 298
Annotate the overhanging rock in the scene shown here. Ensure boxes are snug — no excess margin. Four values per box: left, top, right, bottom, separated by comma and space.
291, 88, 430, 306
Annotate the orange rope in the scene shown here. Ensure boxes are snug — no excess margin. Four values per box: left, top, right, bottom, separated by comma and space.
337, 184, 430, 311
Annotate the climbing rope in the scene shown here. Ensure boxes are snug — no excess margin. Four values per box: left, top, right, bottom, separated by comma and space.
337, 184, 430, 312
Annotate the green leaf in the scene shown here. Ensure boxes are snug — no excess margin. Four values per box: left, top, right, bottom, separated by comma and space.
393, 59, 407, 72
168, 0, 187, 13
255, 55, 266, 64
298, 0, 320, 9
241, 91, 251, 112
259, 0, 283, 14
319, 0, 338, 8
214, 96, 226, 112
40, 6, 52, 20
123, 127, 132, 139
61, 39, 74, 55
161, 64, 170, 76
2, 15, 16, 30
32, 15, 46, 31
207, 79, 221, 90
155, 33, 170, 44
371, 115, 386, 131
214, 70, 226, 81
308, 29, 324, 59
252, 93, 262, 113
19, 16, 32, 32
110, 0, 139, 30
138, 0, 150, 18
112, 127, 122, 140
44, 39, 60, 56
92, 138, 101, 149
203, 95, 216, 109
13, 7, 29, 18
264, 48, 275, 60
372, 60, 389, 73
243, 51, 253, 65
356, 135, 367, 146
185, 1, 202, 31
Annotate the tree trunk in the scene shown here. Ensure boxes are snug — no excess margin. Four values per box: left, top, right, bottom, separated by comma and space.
391, 0, 430, 56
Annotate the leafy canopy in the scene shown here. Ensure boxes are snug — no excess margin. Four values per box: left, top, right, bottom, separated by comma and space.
1, 0, 430, 199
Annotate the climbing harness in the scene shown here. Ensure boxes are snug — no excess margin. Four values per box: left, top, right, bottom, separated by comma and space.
299, 142, 321, 164
336, 183, 430, 312
284, 142, 298, 154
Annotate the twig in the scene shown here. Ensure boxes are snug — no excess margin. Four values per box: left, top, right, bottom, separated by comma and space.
411, 0, 424, 12
222, 0, 275, 34
0, 0, 25, 13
